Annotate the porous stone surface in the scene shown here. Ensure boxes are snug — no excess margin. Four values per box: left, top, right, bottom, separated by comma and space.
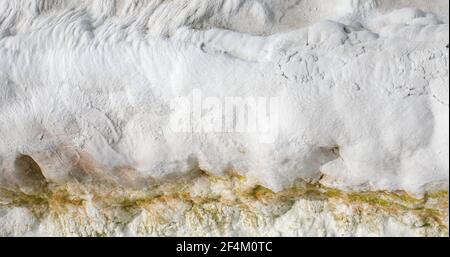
0, 0, 448, 236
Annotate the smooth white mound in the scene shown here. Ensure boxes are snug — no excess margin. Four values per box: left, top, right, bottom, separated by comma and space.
0, 0, 448, 195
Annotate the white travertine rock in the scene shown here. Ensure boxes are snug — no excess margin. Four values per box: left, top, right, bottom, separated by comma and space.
0, 0, 448, 236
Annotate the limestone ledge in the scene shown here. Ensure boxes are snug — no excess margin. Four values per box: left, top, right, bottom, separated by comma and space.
0, 170, 448, 237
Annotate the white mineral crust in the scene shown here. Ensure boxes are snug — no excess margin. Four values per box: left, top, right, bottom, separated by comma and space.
0, 0, 448, 236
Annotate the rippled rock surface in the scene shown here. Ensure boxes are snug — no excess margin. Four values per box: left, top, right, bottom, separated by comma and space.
0, 0, 448, 236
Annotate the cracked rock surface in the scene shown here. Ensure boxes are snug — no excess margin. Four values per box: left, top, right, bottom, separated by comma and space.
0, 0, 448, 236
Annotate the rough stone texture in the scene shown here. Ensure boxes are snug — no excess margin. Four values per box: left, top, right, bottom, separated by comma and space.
0, 0, 448, 236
